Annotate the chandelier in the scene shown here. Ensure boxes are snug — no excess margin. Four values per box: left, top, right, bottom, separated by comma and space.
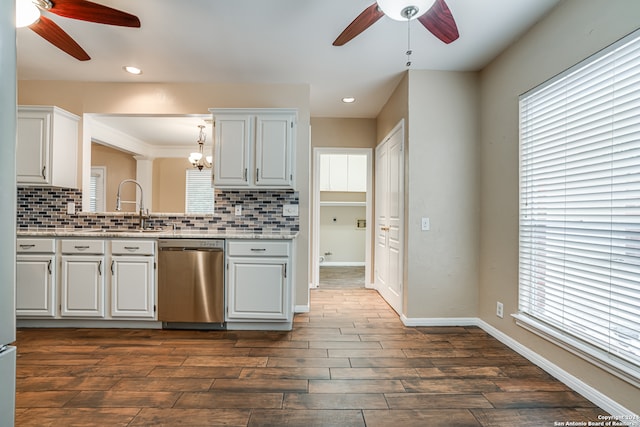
188, 125, 212, 170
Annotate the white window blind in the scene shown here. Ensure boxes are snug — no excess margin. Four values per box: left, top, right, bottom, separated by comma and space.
89, 167, 105, 213
518, 29, 640, 384
185, 169, 214, 214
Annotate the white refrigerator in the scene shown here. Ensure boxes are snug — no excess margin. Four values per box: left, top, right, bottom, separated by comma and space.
1, 1, 17, 425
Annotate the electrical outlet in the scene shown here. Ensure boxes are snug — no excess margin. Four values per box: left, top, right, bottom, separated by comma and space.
496, 301, 504, 318
234, 205, 242, 216
421, 217, 430, 231
282, 204, 299, 217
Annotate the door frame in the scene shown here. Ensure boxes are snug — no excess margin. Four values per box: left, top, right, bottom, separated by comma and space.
311, 147, 373, 288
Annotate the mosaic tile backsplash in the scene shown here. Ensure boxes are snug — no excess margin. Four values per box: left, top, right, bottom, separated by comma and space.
17, 187, 299, 233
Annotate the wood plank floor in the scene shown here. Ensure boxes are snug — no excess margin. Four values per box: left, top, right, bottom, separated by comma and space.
15, 288, 615, 426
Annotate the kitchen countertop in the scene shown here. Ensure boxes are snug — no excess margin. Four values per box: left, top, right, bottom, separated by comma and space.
17, 228, 298, 240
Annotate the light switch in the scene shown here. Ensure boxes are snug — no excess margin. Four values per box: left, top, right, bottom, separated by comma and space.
421, 217, 430, 231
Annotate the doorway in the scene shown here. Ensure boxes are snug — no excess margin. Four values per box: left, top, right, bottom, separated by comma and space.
312, 148, 373, 289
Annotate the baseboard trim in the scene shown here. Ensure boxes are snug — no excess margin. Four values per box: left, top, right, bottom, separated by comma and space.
319, 262, 365, 267
400, 315, 636, 418
400, 315, 477, 327
294, 304, 310, 313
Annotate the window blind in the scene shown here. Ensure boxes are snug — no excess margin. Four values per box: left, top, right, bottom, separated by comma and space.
185, 169, 214, 214
518, 29, 640, 383
89, 167, 105, 213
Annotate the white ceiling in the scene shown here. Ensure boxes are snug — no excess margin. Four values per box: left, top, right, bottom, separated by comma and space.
17, 0, 560, 147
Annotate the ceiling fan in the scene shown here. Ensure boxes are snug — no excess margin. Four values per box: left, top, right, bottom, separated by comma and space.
16, 0, 140, 61
333, 0, 459, 47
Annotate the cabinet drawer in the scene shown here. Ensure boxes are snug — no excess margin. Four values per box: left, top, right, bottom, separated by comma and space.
111, 240, 155, 255
227, 240, 290, 257
60, 240, 105, 254
17, 238, 56, 253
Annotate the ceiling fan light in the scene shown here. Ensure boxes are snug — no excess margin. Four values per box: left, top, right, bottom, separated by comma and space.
16, 0, 40, 28
376, 0, 436, 21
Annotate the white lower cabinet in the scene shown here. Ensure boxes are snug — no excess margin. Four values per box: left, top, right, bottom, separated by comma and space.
17, 238, 157, 322
16, 239, 57, 318
110, 240, 156, 319
226, 240, 292, 322
60, 240, 106, 318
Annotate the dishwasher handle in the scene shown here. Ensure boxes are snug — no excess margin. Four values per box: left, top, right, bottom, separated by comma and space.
159, 247, 222, 252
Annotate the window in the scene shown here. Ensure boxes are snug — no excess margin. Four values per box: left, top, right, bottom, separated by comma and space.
89, 167, 105, 212
517, 29, 640, 385
185, 169, 214, 213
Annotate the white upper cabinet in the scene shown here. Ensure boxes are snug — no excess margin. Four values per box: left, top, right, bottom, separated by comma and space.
17, 106, 79, 188
320, 154, 367, 192
211, 109, 296, 189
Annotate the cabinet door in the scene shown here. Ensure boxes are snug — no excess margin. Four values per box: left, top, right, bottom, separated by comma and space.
16, 111, 49, 184
227, 257, 289, 320
255, 114, 294, 187
60, 255, 105, 318
214, 115, 252, 186
111, 256, 155, 318
16, 255, 56, 317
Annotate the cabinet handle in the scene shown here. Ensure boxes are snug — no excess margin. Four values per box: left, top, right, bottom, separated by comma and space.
98, 260, 102, 275
380, 226, 390, 231
111, 260, 115, 275
47, 259, 52, 275
74, 245, 90, 250
41, 165, 46, 179
19, 244, 35, 250
124, 246, 140, 251
243, 168, 248, 181
256, 168, 259, 182
283, 263, 287, 278
250, 248, 266, 252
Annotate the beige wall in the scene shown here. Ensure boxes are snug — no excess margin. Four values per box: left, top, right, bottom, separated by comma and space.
478, 0, 640, 412
91, 143, 137, 212
17, 81, 311, 308
311, 117, 377, 149
152, 157, 192, 213
405, 70, 479, 319
376, 70, 479, 318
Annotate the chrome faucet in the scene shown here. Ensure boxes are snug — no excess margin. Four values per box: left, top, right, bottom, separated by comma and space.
115, 179, 149, 229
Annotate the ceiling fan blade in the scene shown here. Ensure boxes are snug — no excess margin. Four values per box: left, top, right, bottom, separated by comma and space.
418, 0, 459, 44
48, 0, 141, 27
333, 3, 384, 46
29, 16, 90, 61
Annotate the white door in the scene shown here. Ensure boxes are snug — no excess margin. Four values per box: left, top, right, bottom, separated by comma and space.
60, 255, 105, 318
111, 256, 155, 318
214, 115, 252, 186
255, 114, 293, 187
16, 255, 56, 317
227, 257, 288, 320
375, 122, 404, 314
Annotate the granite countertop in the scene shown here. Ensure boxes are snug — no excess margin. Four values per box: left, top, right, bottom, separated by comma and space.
17, 228, 298, 240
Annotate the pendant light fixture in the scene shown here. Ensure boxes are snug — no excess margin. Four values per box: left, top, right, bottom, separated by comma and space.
188, 125, 212, 171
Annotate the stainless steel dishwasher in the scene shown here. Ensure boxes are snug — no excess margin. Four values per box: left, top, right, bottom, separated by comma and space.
158, 239, 225, 328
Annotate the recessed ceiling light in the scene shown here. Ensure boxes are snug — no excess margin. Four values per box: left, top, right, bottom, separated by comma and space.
123, 66, 142, 75
342, 97, 356, 103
